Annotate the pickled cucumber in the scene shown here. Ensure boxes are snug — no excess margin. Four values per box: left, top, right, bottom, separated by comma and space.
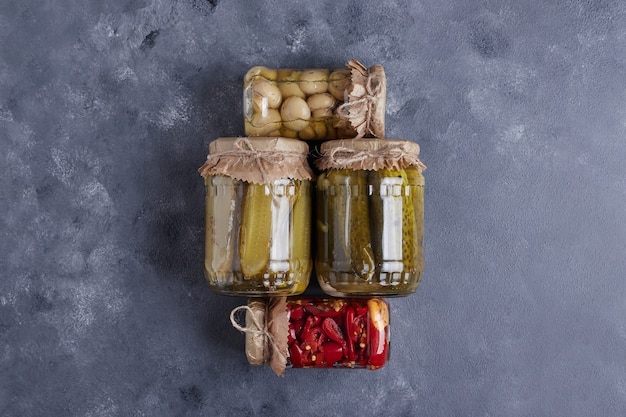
290, 180, 312, 293
267, 179, 293, 274
368, 167, 425, 277
291, 180, 311, 270
239, 182, 272, 278
401, 168, 417, 268
315, 172, 332, 267
404, 167, 424, 272
368, 170, 404, 274
327, 169, 375, 280
205, 175, 240, 276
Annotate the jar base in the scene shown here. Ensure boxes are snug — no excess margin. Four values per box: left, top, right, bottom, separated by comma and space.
205, 271, 310, 296
316, 270, 421, 297
209, 287, 307, 297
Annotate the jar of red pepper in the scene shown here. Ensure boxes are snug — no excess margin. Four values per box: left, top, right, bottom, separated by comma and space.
230, 297, 390, 375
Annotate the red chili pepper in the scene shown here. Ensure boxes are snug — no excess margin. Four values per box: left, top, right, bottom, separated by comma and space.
321, 318, 344, 344
313, 350, 326, 367
300, 348, 314, 366
345, 307, 357, 343
289, 343, 304, 367
368, 322, 386, 368
289, 305, 305, 320
303, 303, 345, 318
345, 337, 356, 362
291, 318, 304, 338
355, 316, 367, 348
356, 354, 369, 368
300, 314, 320, 338
288, 323, 298, 346
367, 299, 389, 369
321, 341, 344, 365
301, 326, 323, 352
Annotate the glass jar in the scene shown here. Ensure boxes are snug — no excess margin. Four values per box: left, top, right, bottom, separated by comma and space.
231, 297, 390, 375
243, 60, 386, 140
314, 139, 426, 297
198, 137, 314, 296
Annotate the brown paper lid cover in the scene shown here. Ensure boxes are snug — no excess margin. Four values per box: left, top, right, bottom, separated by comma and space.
244, 299, 267, 366
198, 137, 314, 184
315, 138, 426, 172
242, 297, 289, 376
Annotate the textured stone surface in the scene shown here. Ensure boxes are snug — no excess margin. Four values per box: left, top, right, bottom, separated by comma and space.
2, 0, 626, 415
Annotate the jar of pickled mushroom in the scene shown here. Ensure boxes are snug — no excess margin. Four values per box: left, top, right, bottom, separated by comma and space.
230, 297, 389, 375
243, 60, 386, 141
197, 137, 314, 296
314, 139, 426, 297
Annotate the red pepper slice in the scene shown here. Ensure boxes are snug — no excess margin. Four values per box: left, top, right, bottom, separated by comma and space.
321, 318, 345, 344
304, 303, 345, 318
367, 299, 389, 369
368, 323, 386, 368
313, 350, 326, 367
321, 341, 344, 365
291, 318, 304, 338
300, 348, 314, 366
345, 306, 357, 343
355, 305, 368, 317
300, 314, 321, 340
355, 316, 367, 349
345, 337, 356, 362
289, 344, 305, 367
288, 323, 299, 346
289, 305, 305, 320
301, 326, 323, 352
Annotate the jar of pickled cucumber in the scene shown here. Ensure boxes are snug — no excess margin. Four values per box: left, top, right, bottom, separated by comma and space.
243, 60, 386, 140
230, 297, 390, 375
198, 137, 314, 296
314, 139, 426, 297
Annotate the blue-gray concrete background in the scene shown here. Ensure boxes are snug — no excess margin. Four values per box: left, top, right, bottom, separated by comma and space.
2, 0, 626, 416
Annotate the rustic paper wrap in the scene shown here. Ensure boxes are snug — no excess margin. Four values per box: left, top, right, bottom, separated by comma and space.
198, 137, 314, 184
314, 138, 427, 172
230, 297, 289, 376
244, 299, 267, 366
266, 297, 289, 375
336, 59, 386, 139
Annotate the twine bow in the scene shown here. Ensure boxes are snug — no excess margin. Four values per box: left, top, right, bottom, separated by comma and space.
223, 138, 285, 183
229, 305, 276, 361
335, 60, 384, 139
230, 305, 268, 339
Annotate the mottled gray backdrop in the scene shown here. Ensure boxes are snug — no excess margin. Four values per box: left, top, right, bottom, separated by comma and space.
2, 0, 626, 416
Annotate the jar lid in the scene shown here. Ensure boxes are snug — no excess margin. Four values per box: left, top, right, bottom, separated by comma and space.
198, 137, 314, 184
315, 138, 426, 172
336, 60, 386, 139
